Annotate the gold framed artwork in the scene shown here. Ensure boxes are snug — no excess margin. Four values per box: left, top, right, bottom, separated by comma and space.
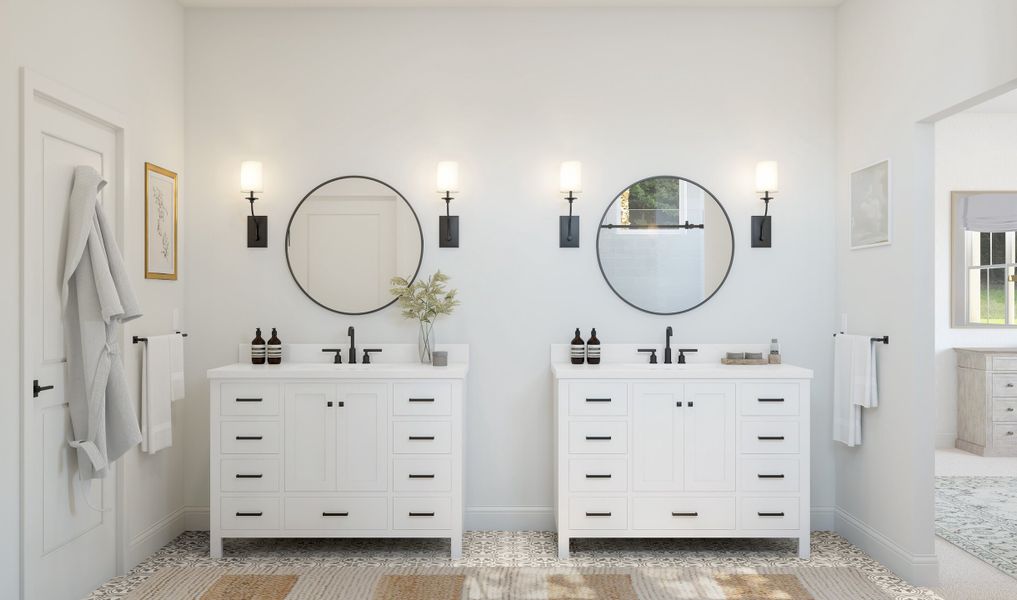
144, 162, 178, 280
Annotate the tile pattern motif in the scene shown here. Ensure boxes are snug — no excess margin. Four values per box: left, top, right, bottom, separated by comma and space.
85, 531, 943, 600
936, 475, 1017, 578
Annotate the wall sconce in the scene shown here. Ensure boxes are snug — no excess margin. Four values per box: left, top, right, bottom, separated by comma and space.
436, 161, 459, 248
559, 161, 581, 248
241, 160, 267, 248
752, 160, 778, 248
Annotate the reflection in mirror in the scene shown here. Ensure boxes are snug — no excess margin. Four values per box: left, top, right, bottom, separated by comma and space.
286, 176, 422, 315
597, 176, 734, 315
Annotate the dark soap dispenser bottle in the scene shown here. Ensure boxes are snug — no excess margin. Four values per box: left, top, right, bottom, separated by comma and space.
251, 328, 266, 365
267, 328, 282, 365
586, 328, 601, 365
570, 328, 585, 365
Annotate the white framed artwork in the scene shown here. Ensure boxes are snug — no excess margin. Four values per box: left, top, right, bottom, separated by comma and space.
850, 159, 891, 249
144, 162, 178, 279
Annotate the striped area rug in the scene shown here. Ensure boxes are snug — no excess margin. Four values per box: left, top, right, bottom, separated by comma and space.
126, 566, 892, 599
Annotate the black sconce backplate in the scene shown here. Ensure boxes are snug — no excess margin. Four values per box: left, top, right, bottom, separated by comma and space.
751, 215, 771, 248
559, 215, 580, 248
248, 215, 268, 248
439, 215, 459, 248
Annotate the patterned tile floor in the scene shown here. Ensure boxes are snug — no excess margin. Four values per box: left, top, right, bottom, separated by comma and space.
86, 531, 942, 600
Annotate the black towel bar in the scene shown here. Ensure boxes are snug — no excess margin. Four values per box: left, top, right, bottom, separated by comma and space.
134, 332, 188, 344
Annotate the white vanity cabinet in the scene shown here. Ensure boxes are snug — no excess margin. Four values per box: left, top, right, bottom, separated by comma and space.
208, 355, 467, 559
553, 360, 812, 559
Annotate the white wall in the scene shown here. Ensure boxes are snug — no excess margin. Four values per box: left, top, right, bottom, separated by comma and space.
183, 7, 838, 529
835, 0, 1017, 585
934, 112, 1017, 449
0, 0, 188, 588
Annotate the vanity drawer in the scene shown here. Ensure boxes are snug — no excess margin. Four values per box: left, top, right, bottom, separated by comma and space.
220, 421, 281, 454
738, 458, 800, 492
393, 383, 451, 416
738, 383, 800, 416
220, 497, 280, 530
568, 383, 628, 416
569, 458, 627, 492
992, 400, 1017, 422
393, 497, 452, 530
992, 357, 1017, 372
568, 497, 627, 530
393, 458, 452, 492
220, 383, 280, 417
993, 424, 1017, 450
992, 374, 1017, 397
393, 421, 452, 454
568, 421, 627, 454
284, 497, 387, 530
220, 458, 280, 492
632, 497, 735, 530
740, 421, 800, 454
740, 497, 800, 530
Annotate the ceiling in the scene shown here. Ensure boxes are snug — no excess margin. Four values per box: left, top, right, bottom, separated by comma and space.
178, 0, 842, 7
966, 88, 1017, 114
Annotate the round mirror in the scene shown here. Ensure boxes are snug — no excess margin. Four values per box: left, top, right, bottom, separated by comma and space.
286, 176, 423, 315
596, 176, 734, 315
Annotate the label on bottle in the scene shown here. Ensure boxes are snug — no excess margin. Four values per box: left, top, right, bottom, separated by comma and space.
251, 344, 266, 357
267, 344, 282, 358
587, 345, 601, 360
570, 343, 585, 363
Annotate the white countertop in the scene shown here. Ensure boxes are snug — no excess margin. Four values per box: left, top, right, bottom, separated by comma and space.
208, 362, 469, 380
552, 362, 813, 379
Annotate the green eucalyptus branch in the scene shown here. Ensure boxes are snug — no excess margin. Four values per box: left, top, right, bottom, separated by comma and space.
390, 270, 460, 325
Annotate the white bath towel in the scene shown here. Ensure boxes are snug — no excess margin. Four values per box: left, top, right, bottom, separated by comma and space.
833, 334, 879, 447
141, 334, 174, 453
170, 333, 185, 402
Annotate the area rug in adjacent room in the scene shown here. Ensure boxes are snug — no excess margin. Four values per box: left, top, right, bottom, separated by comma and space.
936, 475, 1017, 578
126, 565, 893, 599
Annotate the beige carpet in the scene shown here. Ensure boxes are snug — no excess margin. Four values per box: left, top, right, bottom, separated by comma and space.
126, 566, 892, 599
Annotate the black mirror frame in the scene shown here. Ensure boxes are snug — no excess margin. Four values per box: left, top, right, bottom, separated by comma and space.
595, 175, 735, 316
285, 175, 424, 316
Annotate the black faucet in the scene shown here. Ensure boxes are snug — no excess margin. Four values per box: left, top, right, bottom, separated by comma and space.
664, 326, 674, 364
638, 348, 658, 364
362, 348, 382, 364
348, 326, 357, 364
677, 348, 698, 364
322, 348, 343, 364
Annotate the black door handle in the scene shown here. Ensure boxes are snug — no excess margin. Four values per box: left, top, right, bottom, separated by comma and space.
408, 398, 435, 403
235, 474, 263, 479
32, 380, 54, 398
235, 435, 263, 441
757, 436, 786, 441
585, 512, 612, 517
585, 474, 612, 479
758, 512, 785, 517
235, 397, 262, 402
672, 512, 699, 517
408, 512, 435, 517
758, 474, 786, 479
408, 436, 436, 441
322, 512, 349, 517
235, 512, 263, 517
585, 398, 611, 403
758, 398, 785, 403
585, 436, 612, 441
408, 474, 435, 479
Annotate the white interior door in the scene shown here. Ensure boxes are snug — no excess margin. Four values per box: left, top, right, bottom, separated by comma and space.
21, 72, 125, 600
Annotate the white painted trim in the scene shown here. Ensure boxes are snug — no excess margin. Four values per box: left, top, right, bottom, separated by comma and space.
935, 432, 956, 450
184, 507, 211, 531
124, 508, 187, 570
835, 507, 939, 586
465, 506, 556, 531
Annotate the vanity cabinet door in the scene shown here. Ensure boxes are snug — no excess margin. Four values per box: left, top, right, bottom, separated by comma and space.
632, 384, 685, 491
284, 384, 337, 492
683, 383, 736, 491
337, 384, 388, 491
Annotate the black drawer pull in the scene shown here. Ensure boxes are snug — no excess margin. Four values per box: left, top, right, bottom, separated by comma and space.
408, 436, 436, 441
672, 512, 699, 517
235, 435, 263, 441
757, 436, 786, 441
758, 512, 785, 517
235, 474, 263, 479
585, 436, 612, 441
585, 474, 612, 479
408, 512, 435, 517
408, 474, 435, 479
758, 398, 785, 403
235, 398, 263, 402
322, 512, 349, 517
585, 512, 612, 517
758, 474, 786, 479
586, 398, 611, 403
235, 511, 263, 517
408, 398, 435, 402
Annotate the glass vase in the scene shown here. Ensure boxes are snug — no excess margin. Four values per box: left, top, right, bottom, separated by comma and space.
418, 320, 435, 364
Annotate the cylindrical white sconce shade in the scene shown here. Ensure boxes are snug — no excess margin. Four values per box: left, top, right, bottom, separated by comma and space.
436, 161, 459, 193
240, 161, 263, 193
755, 161, 779, 193
560, 161, 582, 193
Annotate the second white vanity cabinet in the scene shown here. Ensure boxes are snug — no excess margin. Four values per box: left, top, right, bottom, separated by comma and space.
554, 360, 812, 559
208, 354, 466, 559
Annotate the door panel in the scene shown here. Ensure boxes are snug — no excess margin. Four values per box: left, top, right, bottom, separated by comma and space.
632, 383, 684, 491
684, 383, 736, 491
337, 384, 388, 491
284, 384, 336, 491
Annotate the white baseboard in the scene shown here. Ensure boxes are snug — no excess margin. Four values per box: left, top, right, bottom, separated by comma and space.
935, 433, 956, 450
184, 506, 210, 531
465, 506, 555, 531
835, 507, 938, 586
124, 507, 187, 571
811, 506, 835, 531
